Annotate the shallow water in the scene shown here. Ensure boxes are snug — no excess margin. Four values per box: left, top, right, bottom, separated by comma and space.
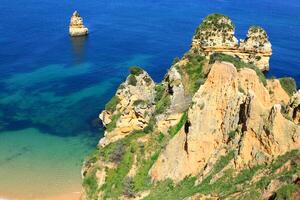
0, 128, 90, 199
0, 0, 300, 199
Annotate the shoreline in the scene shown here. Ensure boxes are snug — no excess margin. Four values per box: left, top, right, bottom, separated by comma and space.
0, 191, 80, 200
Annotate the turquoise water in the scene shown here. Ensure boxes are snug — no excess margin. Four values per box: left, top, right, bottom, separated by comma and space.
0, 128, 91, 199
0, 0, 300, 199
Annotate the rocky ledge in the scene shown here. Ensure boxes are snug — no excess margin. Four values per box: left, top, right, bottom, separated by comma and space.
81, 14, 299, 200
69, 11, 89, 37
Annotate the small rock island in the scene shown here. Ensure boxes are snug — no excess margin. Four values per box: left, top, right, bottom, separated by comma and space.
69, 11, 88, 37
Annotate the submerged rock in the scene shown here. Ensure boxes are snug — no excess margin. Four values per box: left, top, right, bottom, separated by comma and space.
69, 11, 88, 37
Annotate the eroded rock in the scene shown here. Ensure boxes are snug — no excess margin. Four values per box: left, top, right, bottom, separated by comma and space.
69, 11, 89, 37
191, 14, 272, 71
99, 69, 156, 147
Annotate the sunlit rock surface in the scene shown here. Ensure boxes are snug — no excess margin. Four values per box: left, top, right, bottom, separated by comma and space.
81, 14, 299, 200
69, 11, 89, 37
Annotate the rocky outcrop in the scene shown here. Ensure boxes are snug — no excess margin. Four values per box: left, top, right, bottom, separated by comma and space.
150, 62, 245, 181
81, 14, 299, 200
69, 11, 89, 37
192, 14, 272, 71
238, 26, 272, 71
285, 91, 300, 124
150, 61, 299, 182
99, 68, 156, 147
192, 14, 238, 50
267, 79, 291, 104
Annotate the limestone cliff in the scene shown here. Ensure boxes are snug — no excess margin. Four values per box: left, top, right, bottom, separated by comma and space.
192, 14, 272, 71
99, 67, 156, 147
69, 11, 89, 37
81, 14, 299, 200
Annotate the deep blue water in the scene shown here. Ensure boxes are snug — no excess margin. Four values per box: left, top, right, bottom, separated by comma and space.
0, 0, 300, 198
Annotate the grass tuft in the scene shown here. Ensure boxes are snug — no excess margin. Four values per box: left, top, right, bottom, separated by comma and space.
209, 53, 267, 86
105, 95, 119, 112
279, 77, 297, 96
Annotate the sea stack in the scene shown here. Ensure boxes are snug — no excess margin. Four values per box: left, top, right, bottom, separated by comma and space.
69, 11, 88, 37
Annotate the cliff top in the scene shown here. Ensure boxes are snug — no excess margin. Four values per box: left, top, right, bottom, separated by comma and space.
194, 13, 235, 38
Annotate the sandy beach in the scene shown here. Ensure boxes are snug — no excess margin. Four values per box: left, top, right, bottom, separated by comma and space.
0, 191, 80, 200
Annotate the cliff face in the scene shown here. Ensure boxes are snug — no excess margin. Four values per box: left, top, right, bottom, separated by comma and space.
81, 14, 299, 200
99, 68, 156, 147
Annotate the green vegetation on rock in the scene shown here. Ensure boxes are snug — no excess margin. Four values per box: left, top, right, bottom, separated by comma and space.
129, 66, 144, 76
194, 13, 234, 39
209, 53, 267, 86
82, 168, 99, 200
144, 150, 300, 200
84, 121, 300, 200
155, 94, 171, 114
279, 77, 297, 96
168, 112, 188, 137
133, 99, 146, 106
275, 184, 298, 200
105, 113, 121, 132
83, 129, 170, 199
177, 54, 206, 94
105, 95, 119, 112
144, 151, 235, 200
143, 117, 156, 133
128, 74, 138, 86
228, 131, 236, 142
102, 145, 135, 198
100, 132, 145, 199
154, 84, 171, 114
248, 26, 268, 38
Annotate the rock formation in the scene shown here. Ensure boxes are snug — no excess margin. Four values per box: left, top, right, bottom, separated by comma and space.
81, 14, 299, 200
99, 67, 156, 147
192, 14, 272, 71
69, 11, 89, 37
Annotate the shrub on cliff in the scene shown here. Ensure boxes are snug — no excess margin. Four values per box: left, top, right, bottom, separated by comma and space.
194, 13, 234, 39
106, 113, 121, 132
123, 177, 135, 197
209, 53, 267, 86
154, 84, 165, 102
154, 84, 171, 114
129, 66, 144, 76
184, 55, 206, 93
279, 77, 297, 96
155, 94, 171, 114
105, 95, 120, 112
109, 140, 125, 163
82, 169, 98, 200
128, 74, 138, 86
248, 26, 268, 38
168, 112, 188, 137
176, 54, 206, 94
